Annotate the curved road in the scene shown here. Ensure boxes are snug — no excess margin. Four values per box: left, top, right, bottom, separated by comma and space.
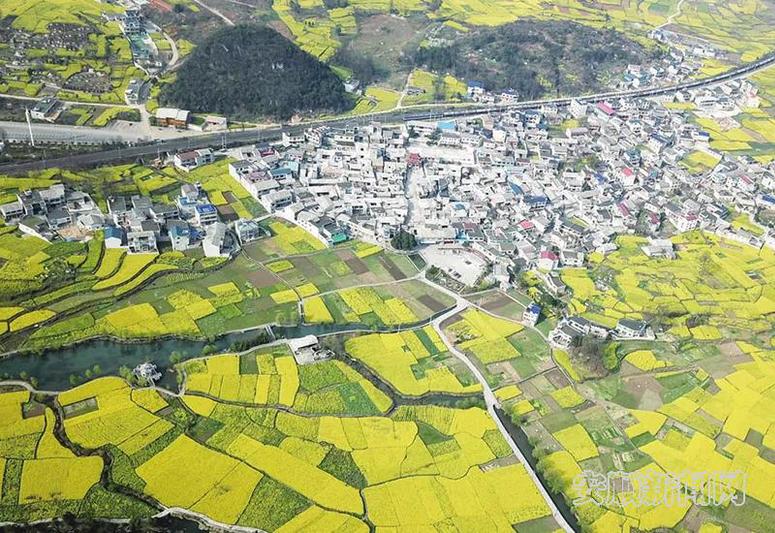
2, 50, 775, 174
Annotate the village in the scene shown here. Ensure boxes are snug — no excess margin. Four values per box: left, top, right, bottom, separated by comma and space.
3, 74, 774, 353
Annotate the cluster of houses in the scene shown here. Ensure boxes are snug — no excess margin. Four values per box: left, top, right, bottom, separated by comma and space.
550, 315, 654, 349
463, 45, 705, 106
4, 72, 775, 351
166, 76, 771, 348
0, 22, 94, 92
0, 175, 263, 259
171, 77, 774, 273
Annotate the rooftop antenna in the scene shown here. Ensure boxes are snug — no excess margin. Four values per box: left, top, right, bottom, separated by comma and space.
25, 107, 35, 148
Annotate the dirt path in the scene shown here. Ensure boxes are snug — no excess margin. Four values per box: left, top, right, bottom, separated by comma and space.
657, 0, 686, 30
191, 0, 235, 25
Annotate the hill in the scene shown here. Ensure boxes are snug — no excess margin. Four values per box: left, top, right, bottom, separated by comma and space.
410, 20, 654, 99
160, 24, 352, 120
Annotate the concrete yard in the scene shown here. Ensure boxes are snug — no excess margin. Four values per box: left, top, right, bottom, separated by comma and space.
421, 244, 488, 286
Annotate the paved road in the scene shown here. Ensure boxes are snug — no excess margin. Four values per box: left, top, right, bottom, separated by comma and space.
0, 121, 146, 144
1, 51, 774, 174
420, 276, 575, 532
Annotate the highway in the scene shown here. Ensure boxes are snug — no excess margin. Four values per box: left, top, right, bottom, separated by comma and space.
1, 50, 775, 175
0, 121, 145, 144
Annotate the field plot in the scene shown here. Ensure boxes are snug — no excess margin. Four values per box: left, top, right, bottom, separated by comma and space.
533, 355, 775, 532
444, 309, 554, 387
255, 219, 327, 257
183, 345, 393, 415
516, 235, 775, 532
0, 232, 57, 301
248, 240, 418, 294
182, 160, 264, 220
307, 280, 454, 327
60, 377, 173, 452
0, 1, 143, 104
561, 232, 775, 349
344, 327, 481, 395
19, 351, 559, 530
404, 69, 467, 105
23, 254, 298, 349
0, 388, 132, 522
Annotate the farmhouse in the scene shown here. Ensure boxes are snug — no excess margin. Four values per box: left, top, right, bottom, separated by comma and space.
30, 97, 61, 122
156, 107, 190, 128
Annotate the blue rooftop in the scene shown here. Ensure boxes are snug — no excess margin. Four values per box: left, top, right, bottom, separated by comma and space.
104, 226, 124, 240
437, 120, 456, 131
524, 194, 548, 204
271, 167, 292, 177
527, 303, 541, 314
170, 224, 189, 238
196, 204, 217, 214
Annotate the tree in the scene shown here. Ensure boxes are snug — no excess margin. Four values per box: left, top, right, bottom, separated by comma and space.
161, 25, 352, 120
576, 336, 610, 372
201, 344, 217, 356
391, 229, 417, 250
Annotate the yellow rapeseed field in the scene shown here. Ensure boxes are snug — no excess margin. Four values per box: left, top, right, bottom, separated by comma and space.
227, 434, 364, 514
20, 456, 102, 502
137, 434, 252, 509
304, 296, 334, 323
553, 424, 598, 462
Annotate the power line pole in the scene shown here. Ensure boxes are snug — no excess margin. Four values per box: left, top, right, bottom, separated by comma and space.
25, 108, 35, 148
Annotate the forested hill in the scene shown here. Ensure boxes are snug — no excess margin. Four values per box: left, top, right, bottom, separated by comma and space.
160, 25, 352, 120
411, 20, 655, 99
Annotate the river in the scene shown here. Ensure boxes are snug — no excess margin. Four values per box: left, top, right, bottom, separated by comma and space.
0, 322, 390, 391
0, 311, 455, 392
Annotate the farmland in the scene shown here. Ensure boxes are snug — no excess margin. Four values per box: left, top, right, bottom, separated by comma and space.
0, 163, 452, 356
444, 308, 554, 387
0, 1, 147, 104
0, 386, 152, 523
182, 345, 393, 415
247, 239, 419, 293
496, 232, 775, 532
260, 0, 775, 115
0, 226, 773, 530
0, 344, 563, 529
20, 251, 300, 350
561, 232, 775, 351
305, 281, 455, 327
344, 328, 481, 396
